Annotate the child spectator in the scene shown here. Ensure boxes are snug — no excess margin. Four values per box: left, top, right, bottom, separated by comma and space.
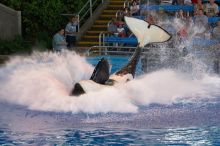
117, 23, 127, 37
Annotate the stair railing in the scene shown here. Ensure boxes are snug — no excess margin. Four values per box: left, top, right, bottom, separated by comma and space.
124, 0, 129, 8
77, 0, 104, 32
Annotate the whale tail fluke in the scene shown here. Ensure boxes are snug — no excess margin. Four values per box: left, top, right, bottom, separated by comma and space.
124, 16, 171, 47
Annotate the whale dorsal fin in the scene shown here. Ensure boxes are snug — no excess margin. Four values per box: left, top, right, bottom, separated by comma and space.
124, 16, 171, 47
90, 58, 110, 84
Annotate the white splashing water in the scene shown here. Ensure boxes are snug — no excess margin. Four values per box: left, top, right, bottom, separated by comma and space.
0, 50, 220, 114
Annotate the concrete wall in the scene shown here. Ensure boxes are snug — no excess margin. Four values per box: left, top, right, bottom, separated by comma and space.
0, 3, 21, 40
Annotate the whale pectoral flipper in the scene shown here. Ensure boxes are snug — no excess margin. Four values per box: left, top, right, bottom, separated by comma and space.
71, 83, 85, 96
90, 58, 110, 84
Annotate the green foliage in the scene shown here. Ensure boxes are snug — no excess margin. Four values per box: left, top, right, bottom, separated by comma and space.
22, 0, 66, 39
0, 36, 31, 55
34, 31, 52, 51
1, 0, 22, 10
1, 0, 91, 52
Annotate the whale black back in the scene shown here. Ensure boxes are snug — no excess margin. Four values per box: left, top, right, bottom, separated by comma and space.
115, 47, 141, 77
90, 58, 110, 84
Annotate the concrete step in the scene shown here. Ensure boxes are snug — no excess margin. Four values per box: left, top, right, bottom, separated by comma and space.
76, 0, 125, 48
107, 4, 124, 9
109, 1, 124, 5
94, 20, 110, 25
103, 10, 118, 14
100, 14, 116, 17
77, 41, 100, 47
84, 35, 99, 39
99, 14, 116, 20
85, 31, 107, 37
110, 0, 125, 1
90, 27, 106, 31
92, 25, 107, 28
87, 30, 107, 34
80, 37, 99, 42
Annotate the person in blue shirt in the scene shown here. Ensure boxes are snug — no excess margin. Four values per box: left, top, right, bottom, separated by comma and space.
65, 16, 78, 49
52, 28, 67, 52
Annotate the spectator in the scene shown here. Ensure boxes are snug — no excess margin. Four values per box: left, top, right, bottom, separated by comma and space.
194, 9, 209, 37
117, 23, 127, 37
212, 21, 220, 40
130, 1, 140, 16
107, 18, 118, 36
116, 10, 124, 21
52, 28, 67, 52
173, 0, 185, 5
160, 0, 172, 5
124, 7, 132, 17
204, 0, 219, 17
157, 8, 169, 22
184, 0, 192, 5
172, 0, 179, 5
65, 16, 78, 49
194, 9, 209, 28
191, 0, 198, 4
117, 7, 131, 21
177, 25, 188, 39
145, 14, 156, 24
194, 0, 204, 14
176, 9, 187, 20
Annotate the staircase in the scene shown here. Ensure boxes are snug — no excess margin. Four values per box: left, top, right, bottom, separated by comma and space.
76, 0, 125, 48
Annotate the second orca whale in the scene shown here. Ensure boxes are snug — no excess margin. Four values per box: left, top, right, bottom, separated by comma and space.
70, 17, 172, 96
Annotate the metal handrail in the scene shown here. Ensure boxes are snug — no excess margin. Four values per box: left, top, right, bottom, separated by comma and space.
88, 45, 138, 56
77, 0, 104, 32
124, 0, 129, 8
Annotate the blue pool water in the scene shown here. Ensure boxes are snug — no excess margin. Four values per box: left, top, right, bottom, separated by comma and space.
86, 55, 142, 74
0, 52, 220, 145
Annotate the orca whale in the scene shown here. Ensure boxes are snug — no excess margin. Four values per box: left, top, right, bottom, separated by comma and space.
70, 17, 172, 96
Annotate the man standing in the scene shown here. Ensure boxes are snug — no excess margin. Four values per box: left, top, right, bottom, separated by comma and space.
65, 16, 78, 49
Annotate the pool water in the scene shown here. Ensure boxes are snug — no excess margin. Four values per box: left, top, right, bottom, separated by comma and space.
0, 52, 220, 145
0, 103, 220, 145
86, 55, 142, 75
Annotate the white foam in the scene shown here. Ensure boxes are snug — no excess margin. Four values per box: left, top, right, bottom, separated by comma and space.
0, 51, 220, 114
